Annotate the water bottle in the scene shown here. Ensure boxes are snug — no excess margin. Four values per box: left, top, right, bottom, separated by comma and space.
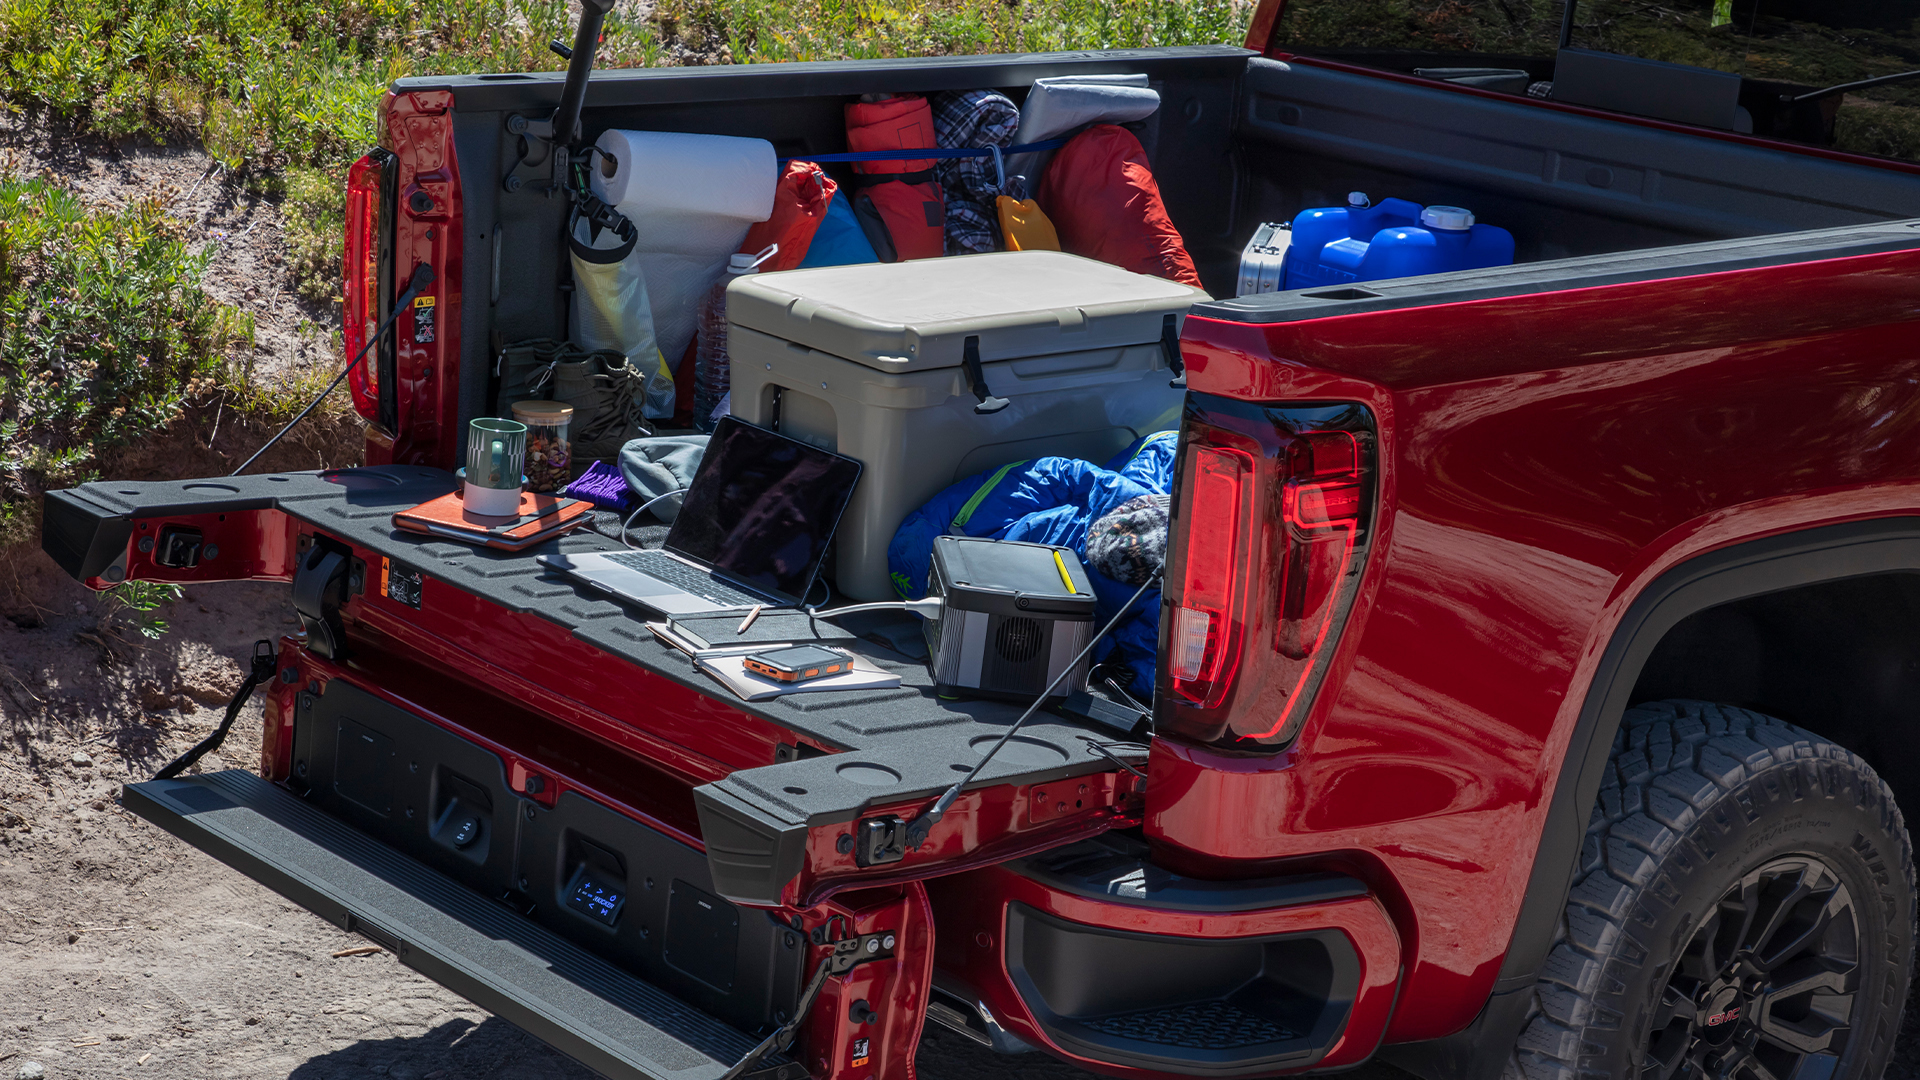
694, 244, 777, 433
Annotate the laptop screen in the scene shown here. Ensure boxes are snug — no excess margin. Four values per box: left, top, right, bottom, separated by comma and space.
664, 417, 863, 604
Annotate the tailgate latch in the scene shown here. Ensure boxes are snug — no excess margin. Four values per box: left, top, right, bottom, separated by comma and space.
854, 816, 905, 867
153, 525, 204, 569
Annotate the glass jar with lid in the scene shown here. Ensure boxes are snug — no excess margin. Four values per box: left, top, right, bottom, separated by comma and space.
512, 400, 574, 492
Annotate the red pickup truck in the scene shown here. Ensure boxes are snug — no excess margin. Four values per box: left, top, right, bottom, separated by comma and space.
39, 2, 1920, 1079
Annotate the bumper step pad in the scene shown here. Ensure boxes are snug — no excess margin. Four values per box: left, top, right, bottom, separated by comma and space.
123, 771, 794, 1080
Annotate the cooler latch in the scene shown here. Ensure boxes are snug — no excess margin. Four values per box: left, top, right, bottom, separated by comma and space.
1162, 314, 1187, 389
961, 336, 1010, 415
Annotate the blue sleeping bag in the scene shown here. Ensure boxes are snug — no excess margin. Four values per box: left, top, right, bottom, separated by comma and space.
889, 431, 1179, 693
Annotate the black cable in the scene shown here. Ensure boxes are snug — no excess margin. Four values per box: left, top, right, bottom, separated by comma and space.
229, 264, 435, 477
719, 956, 833, 1080
903, 568, 1163, 850
155, 640, 277, 780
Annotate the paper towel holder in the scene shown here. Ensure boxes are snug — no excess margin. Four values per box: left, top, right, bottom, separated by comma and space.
503, 0, 615, 193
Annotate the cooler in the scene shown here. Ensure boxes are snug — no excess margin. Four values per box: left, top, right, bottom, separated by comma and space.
726, 251, 1206, 600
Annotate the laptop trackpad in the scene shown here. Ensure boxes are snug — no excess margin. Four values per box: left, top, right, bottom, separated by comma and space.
613, 565, 683, 597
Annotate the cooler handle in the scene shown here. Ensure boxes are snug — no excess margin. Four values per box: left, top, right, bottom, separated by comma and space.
961, 336, 1011, 415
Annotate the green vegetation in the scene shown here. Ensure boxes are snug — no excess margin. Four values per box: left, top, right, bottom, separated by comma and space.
1272, 0, 1920, 163
0, 177, 250, 545
658, 0, 1251, 65
102, 580, 185, 638
0, 0, 1253, 306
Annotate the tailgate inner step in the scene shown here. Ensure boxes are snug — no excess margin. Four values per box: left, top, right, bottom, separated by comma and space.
122, 770, 799, 1080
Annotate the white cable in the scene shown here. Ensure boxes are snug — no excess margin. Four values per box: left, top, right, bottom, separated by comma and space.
621, 488, 689, 549
806, 597, 945, 620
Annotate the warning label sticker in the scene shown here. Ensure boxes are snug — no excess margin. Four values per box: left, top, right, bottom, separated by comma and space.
413, 294, 436, 343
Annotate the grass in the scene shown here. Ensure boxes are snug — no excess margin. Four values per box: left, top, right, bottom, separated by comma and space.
0, 0, 1254, 308
657, 0, 1253, 65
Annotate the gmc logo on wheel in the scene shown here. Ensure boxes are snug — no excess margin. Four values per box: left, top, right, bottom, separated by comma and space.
1706, 1007, 1742, 1027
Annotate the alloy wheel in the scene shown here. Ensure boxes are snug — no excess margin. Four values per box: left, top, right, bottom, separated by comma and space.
1642, 855, 1860, 1080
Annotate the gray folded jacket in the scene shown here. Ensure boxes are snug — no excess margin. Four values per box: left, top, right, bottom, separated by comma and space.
619, 435, 708, 521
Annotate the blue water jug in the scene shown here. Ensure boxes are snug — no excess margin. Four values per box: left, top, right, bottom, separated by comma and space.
1282, 193, 1515, 291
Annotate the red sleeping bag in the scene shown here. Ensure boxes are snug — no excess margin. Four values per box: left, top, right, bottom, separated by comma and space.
1036, 124, 1202, 288
739, 160, 837, 272
844, 95, 946, 262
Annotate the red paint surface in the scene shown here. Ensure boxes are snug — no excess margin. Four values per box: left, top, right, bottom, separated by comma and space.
375, 90, 465, 469
802, 886, 935, 1080
1152, 246, 1920, 1039
928, 863, 1402, 1074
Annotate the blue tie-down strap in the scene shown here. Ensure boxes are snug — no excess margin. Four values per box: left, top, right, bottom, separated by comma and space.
781, 139, 1064, 190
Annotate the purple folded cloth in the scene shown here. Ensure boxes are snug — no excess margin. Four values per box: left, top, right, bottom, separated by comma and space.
562, 460, 636, 513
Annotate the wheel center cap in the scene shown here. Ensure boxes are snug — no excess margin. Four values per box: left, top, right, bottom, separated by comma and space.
1701, 986, 1746, 1042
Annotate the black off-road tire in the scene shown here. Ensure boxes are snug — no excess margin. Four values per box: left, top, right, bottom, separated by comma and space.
1507, 700, 1915, 1080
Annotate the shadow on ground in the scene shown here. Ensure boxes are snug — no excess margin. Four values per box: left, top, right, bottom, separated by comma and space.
280, 1016, 1420, 1080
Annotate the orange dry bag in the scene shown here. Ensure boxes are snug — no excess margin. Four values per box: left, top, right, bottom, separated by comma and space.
1037, 124, 1202, 288
844, 95, 946, 262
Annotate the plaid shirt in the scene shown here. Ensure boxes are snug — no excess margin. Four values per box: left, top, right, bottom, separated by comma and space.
931, 90, 1022, 256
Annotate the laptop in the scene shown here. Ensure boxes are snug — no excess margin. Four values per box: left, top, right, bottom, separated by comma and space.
538, 416, 863, 616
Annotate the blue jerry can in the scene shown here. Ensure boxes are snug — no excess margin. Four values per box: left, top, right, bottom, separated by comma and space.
1282, 193, 1515, 291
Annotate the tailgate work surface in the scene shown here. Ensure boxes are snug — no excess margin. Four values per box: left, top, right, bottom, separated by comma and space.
66, 469, 1126, 834
121, 770, 798, 1080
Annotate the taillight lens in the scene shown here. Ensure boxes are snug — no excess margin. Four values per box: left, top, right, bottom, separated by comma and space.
343, 152, 387, 423
1168, 445, 1254, 707
1157, 398, 1375, 752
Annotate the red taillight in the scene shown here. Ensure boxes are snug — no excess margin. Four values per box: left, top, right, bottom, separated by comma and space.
1159, 404, 1374, 752
343, 153, 385, 423
1169, 445, 1254, 707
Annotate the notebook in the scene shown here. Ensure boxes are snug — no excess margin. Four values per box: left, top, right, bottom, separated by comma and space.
394, 489, 593, 551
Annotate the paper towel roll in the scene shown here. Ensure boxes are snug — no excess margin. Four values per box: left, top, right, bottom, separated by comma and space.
590, 130, 778, 368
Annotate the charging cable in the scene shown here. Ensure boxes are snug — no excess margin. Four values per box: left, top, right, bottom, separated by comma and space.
231, 264, 435, 476
620, 488, 689, 549
805, 597, 945, 620
902, 568, 1163, 850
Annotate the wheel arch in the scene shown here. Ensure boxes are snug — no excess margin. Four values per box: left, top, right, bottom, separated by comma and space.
1386, 516, 1920, 1080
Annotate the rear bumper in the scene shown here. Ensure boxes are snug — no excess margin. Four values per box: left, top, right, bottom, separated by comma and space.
123, 770, 802, 1080
928, 836, 1402, 1076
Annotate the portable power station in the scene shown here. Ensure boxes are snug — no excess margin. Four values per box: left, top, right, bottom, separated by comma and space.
923, 536, 1097, 700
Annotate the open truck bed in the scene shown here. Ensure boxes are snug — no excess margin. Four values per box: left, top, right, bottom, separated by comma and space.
40, 5, 1920, 1080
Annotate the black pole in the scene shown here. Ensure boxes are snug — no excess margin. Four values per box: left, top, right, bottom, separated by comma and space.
551, 0, 616, 147
1558, 0, 1577, 49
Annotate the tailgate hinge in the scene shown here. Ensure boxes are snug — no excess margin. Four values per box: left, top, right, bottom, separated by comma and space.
292, 540, 353, 660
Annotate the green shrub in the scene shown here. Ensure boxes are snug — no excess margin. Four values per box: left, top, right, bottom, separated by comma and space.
658, 0, 1252, 63
0, 177, 245, 544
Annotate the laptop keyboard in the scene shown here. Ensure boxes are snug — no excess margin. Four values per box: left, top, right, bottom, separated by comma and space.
605, 550, 771, 608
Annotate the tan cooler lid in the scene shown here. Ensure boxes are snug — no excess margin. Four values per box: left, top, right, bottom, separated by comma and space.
725, 250, 1210, 374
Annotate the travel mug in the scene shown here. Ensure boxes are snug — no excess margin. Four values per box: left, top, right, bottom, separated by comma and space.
463, 417, 527, 516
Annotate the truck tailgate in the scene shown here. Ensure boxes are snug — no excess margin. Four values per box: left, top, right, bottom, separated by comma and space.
123, 771, 803, 1080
